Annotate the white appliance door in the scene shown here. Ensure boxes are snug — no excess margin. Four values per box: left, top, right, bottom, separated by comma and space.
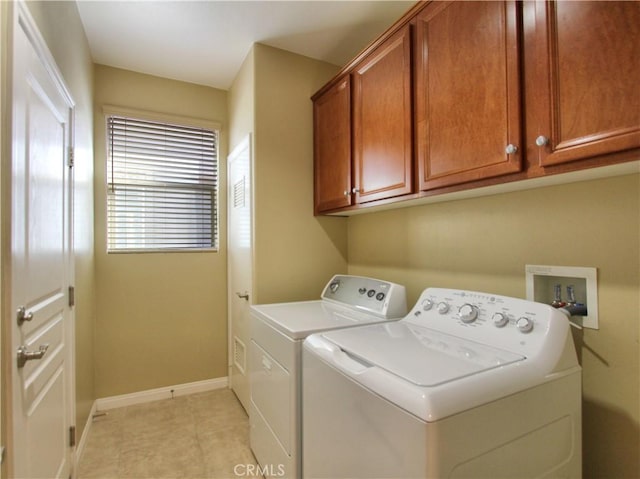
307, 322, 525, 422
302, 345, 428, 478
251, 300, 390, 340
320, 322, 524, 387
10, 4, 75, 477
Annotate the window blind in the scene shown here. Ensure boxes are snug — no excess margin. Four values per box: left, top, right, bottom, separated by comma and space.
107, 115, 218, 252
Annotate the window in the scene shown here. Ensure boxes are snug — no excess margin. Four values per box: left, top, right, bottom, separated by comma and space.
106, 113, 218, 252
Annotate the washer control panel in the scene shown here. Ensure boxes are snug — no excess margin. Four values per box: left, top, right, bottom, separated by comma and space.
321, 275, 407, 319
406, 288, 569, 356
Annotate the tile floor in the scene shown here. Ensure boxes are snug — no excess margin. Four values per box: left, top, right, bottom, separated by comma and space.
77, 388, 262, 479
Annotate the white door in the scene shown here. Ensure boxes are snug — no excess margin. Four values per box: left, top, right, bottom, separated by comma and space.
227, 135, 253, 411
9, 4, 75, 478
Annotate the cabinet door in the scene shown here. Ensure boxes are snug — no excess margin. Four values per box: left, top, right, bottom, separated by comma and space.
353, 25, 413, 203
416, 1, 522, 190
313, 76, 352, 213
532, 1, 640, 167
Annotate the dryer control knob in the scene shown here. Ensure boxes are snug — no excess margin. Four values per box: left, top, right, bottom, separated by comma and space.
437, 302, 450, 314
422, 299, 434, 311
492, 312, 509, 328
516, 316, 534, 333
458, 304, 478, 323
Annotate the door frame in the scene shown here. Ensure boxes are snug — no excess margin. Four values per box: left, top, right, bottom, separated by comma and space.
0, 1, 7, 475
1, 2, 76, 476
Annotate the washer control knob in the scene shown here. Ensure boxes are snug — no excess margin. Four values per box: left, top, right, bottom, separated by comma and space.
437, 302, 450, 314
516, 316, 534, 333
458, 304, 478, 323
358, 287, 367, 295
422, 299, 434, 311
367, 289, 376, 298
492, 312, 509, 328
376, 292, 385, 301
329, 280, 341, 293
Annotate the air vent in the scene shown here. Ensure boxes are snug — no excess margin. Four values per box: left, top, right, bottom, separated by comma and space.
233, 176, 245, 208
233, 336, 246, 374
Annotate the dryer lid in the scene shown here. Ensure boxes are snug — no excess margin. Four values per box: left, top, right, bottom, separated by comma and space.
320, 321, 525, 387
250, 300, 394, 340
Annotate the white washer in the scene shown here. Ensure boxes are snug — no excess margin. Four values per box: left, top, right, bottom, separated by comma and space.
249, 275, 407, 478
303, 288, 582, 479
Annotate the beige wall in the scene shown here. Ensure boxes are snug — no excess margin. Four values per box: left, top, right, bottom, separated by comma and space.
229, 47, 255, 157
347, 173, 640, 478
252, 44, 348, 303
23, 0, 96, 441
93, 65, 229, 397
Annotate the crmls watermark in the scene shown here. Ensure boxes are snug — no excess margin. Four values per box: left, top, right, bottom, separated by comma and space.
234, 463, 286, 477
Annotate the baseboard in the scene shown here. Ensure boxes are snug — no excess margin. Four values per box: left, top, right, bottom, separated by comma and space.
95, 377, 228, 411
75, 400, 98, 468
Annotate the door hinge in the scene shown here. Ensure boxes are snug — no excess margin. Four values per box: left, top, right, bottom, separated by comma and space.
67, 146, 74, 168
68, 286, 75, 307
69, 426, 76, 447
0, 445, 5, 464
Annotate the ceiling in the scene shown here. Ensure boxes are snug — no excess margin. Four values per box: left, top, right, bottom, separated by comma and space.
76, 0, 416, 90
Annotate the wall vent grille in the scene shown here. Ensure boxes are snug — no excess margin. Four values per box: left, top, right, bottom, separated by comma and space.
233, 177, 245, 208
233, 336, 246, 375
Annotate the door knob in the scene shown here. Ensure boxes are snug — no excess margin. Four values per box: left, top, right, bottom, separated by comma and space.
17, 344, 49, 368
235, 292, 249, 301
17, 306, 34, 326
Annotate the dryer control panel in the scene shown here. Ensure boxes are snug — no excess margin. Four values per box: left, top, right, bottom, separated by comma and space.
321, 275, 407, 319
406, 288, 572, 360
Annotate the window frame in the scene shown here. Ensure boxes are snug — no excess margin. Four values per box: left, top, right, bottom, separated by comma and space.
103, 105, 221, 254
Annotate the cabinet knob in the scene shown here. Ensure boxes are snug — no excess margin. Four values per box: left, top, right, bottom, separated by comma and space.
505, 144, 519, 155
535, 135, 549, 147
343, 190, 350, 197
352, 188, 361, 194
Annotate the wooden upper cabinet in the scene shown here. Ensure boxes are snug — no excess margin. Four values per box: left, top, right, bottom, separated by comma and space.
313, 76, 352, 214
531, 1, 640, 167
352, 25, 413, 203
312, 1, 639, 215
416, 1, 522, 191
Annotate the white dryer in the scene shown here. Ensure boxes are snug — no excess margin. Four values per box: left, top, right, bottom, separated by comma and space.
303, 288, 582, 479
249, 275, 407, 478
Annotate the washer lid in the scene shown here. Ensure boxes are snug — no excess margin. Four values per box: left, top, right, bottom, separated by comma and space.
250, 300, 393, 340
320, 321, 525, 386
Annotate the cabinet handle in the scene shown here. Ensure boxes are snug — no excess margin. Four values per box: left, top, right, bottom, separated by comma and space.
352, 188, 361, 194
505, 144, 519, 155
535, 135, 549, 147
